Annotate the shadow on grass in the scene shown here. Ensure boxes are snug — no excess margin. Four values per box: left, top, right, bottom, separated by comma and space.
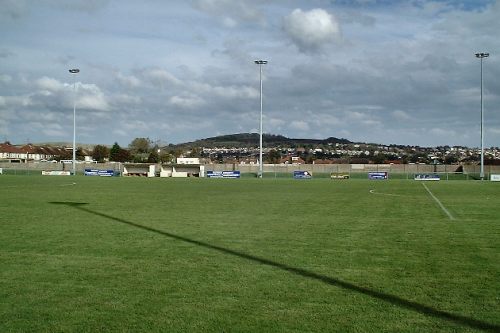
50, 201, 499, 332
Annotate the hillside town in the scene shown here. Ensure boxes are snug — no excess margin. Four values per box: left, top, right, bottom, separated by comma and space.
1, 136, 499, 166
199, 143, 500, 165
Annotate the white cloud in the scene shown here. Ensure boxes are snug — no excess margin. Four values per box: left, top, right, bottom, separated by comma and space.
141, 68, 182, 86
222, 17, 237, 28
429, 127, 457, 137
212, 85, 258, 99
76, 83, 110, 111
189, 81, 258, 99
122, 120, 150, 132
290, 120, 310, 131
392, 110, 412, 121
283, 8, 341, 53
192, 0, 265, 26
1, 1, 499, 147
489, 127, 500, 135
0, 74, 12, 83
36, 77, 65, 92
113, 93, 141, 105
268, 117, 286, 128
345, 111, 365, 121
1, 95, 32, 108
77, 95, 109, 111
0, 0, 28, 19
169, 95, 205, 109
116, 73, 141, 88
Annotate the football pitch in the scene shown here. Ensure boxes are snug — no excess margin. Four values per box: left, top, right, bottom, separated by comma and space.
1, 175, 499, 332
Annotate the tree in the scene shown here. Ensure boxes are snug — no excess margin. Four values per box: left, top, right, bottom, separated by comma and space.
110, 142, 130, 162
75, 147, 86, 161
92, 145, 110, 162
444, 155, 459, 164
409, 152, 430, 164
305, 154, 315, 164
266, 149, 281, 164
189, 147, 201, 158
128, 137, 152, 154
147, 150, 159, 163
371, 153, 387, 164
159, 151, 173, 164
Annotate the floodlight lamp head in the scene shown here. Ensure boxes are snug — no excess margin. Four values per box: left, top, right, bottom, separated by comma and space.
254, 60, 268, 65
69, 69, 80, 74
475, 53, 489, 58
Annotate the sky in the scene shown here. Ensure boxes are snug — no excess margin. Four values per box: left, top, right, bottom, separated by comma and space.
0, 0, 499, 148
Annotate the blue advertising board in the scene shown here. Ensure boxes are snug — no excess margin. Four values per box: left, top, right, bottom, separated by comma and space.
206, 171, 241, 178
293, 171, 312, 179
368, 172, 388, 180
84, 169, 115, 177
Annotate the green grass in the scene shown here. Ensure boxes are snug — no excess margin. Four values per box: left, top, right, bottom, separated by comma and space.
0, 175, 499, 332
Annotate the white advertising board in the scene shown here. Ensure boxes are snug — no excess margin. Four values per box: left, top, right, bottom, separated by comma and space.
490, 174, 500, 182
42, 171, 71, 176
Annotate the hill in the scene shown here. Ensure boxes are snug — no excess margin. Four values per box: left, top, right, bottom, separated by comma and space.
172, 133, 351, 149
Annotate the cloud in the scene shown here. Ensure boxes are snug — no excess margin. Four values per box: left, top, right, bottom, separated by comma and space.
208, 85, 258, 99
1, 1, 499, 147
138, 68, 182, 87
0, 49, 16, 58
283, 8, 341, 53
290, 120, 310, 131
54, 0, 110, 13
75, 83, 109, 111
0, 95, 32, 108
116, 73, 142, 89
192, 0, 265, 27
392, 110, 412, 121
169, 95, 205, 109
0, 0, 28, 19
36, 77, 66, 92
429, 127, 458, 137
0, 74, 12, 84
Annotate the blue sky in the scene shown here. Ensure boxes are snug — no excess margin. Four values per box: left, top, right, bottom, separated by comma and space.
0, 0, 499, 147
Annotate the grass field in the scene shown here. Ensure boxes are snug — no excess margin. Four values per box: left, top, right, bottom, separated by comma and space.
1, 175, 499, 332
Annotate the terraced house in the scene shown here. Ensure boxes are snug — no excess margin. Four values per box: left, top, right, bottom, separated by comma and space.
0, 142, 67, 162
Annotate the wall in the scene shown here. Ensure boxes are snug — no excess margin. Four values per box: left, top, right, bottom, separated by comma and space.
1, 162, 499, 177
205, 163, 500, 176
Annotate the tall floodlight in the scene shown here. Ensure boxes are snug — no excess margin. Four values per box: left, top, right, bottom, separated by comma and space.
69, 68, 80, 175
254, 60, 267, 178
475, 53, 489, 180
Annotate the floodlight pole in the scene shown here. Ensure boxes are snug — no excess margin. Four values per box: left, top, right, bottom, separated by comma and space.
254, 60, 267, 178
69, 68, 80, 176
475, 53, 489, 180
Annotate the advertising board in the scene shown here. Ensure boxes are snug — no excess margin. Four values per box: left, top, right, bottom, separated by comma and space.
368, 172, 388, 180
491, 174, 500, 182
331, 173, 349, 179
206, 171, 241, 178
41, 171, 71, 176
414, 174, 440, 181
84, 169, 115, 177
293, 171, 312, 179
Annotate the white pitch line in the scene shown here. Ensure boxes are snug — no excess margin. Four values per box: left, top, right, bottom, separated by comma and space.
422, 183, 455, 220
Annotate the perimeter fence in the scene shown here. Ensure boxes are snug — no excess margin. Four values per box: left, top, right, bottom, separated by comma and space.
0, 162, 498, 180
209, 163, 499, 180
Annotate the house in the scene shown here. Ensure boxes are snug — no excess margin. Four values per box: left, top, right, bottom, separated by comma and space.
0, 142, 69, 162
0, 142, 25, 162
